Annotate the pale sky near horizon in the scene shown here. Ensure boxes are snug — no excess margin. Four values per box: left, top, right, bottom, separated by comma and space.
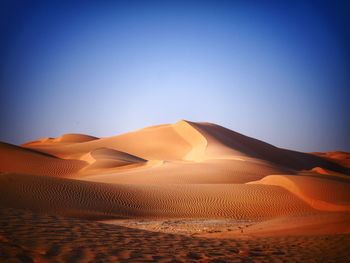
0, 0, 349, 152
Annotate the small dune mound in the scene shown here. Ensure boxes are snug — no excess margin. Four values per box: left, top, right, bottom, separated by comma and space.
0, 142, 86, 176
311, 167, 332, 175
250, 175, 350, 212
22, 137, 55, 145
91, 148, 146, 162
23, 134, 98, 146
312, 151, 350, 169
309, 166, 345, 176
81, 148, 147, 171
54, 133, 99, 143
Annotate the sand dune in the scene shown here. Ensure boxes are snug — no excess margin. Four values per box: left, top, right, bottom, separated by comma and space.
1, 120, 349, 261
2, 120, 349, 218
24, 133, 99, 145
313, 151, 350, 169
189, 122, 349, 173
0, 142, 86, 176
80, 148, 147, 171
250, 175, 350, 212
23, 120, 348, 173
24, 123, 193, 160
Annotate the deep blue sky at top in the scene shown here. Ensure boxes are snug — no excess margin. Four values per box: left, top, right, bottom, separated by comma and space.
0, 0, 349, 152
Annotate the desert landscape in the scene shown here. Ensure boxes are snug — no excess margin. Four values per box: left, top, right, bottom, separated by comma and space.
0, 120, 349, 262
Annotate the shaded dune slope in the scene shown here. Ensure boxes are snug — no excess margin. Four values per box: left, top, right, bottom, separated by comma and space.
190, 122, 349, 174
0, 173, 315, 219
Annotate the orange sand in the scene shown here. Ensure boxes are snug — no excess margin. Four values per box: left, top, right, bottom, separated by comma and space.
1, 120, 349, 261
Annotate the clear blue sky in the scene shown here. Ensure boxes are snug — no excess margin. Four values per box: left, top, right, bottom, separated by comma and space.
0, 0, 349, 152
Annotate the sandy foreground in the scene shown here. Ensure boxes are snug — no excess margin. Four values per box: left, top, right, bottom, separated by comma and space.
0, 120, 350, 262
1, 207, 350, 262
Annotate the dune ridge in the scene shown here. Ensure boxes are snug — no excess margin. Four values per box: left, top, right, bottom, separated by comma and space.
172, 120, 207, 161
312, 151, 350, 169
23, 133, 99, 146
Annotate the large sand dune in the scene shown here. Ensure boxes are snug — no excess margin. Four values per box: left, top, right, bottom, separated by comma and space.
0, 120, 349, 261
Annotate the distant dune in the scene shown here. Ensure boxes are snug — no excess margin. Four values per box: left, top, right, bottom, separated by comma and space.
0, 141, 85, 176
0, 120, 349, 251
23, 133, 99, 145
312, 151, 350, 169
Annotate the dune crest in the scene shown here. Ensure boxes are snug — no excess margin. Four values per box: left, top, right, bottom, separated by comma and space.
172, 120, 207, 161
24, 133, 99, 146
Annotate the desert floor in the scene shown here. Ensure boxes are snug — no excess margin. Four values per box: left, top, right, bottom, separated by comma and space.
1, 207, 350, 262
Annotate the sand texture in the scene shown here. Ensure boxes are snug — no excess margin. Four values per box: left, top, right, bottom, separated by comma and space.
1, 207, 350, 263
